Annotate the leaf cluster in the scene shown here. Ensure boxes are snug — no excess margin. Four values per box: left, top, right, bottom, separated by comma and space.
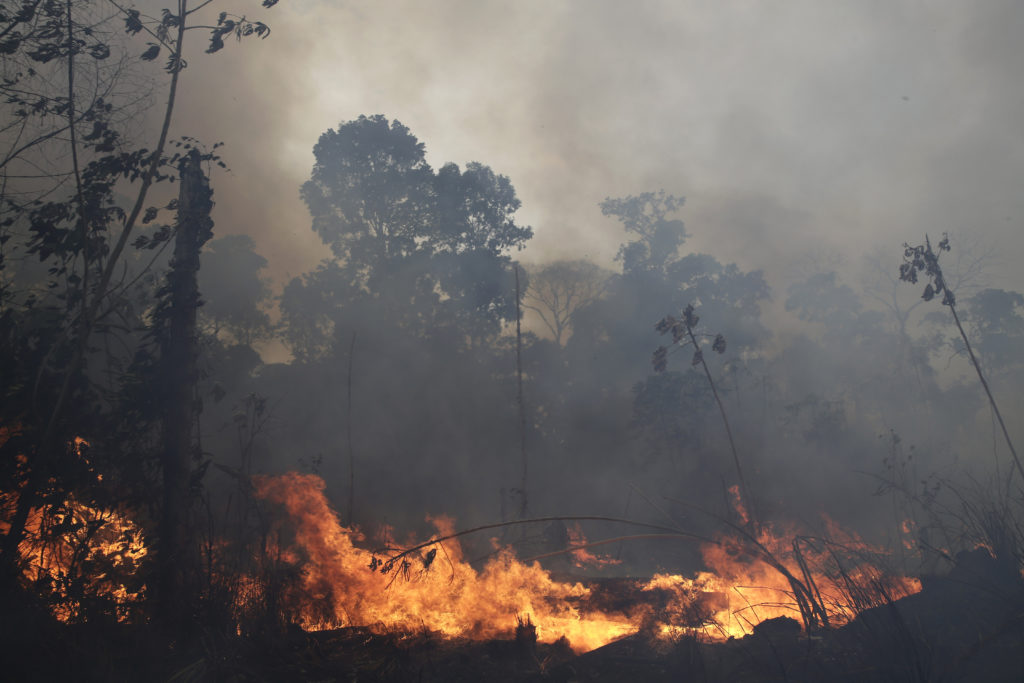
900, 233, 954, 306
653, 303, 726, 372
1, 1, 112, 65
207, 10, 270, 54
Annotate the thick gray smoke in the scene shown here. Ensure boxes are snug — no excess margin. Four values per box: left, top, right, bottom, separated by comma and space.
162, 1, 1024, 293
16, 1, 1021, 573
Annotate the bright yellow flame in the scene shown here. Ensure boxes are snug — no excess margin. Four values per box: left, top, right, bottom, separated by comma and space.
249, 473, 921, 651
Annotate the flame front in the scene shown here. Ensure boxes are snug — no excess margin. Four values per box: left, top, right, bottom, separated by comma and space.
5, 463, 920, 651
250, 473, 921, 652
253, 473, 637, 652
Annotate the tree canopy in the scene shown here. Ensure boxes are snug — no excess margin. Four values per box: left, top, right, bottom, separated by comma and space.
284, 114, 532, 356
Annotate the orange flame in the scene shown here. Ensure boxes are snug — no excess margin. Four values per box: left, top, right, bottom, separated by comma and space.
7, 496, 148, 622
728, 484, 749, 526
567, 522, 623, 569
1, 434, 148, 622
249, 473, 921, 651
252, 473, 639, 651
4, 453, 920, 648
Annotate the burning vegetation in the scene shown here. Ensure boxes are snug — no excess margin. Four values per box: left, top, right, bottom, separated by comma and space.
9, 468, 924, 656
243, 472, 923, 651
1, 434, 148, 624
2, 4, 1024, 680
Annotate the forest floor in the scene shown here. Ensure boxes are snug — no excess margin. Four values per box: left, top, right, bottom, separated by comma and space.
3, 549, 1022, 682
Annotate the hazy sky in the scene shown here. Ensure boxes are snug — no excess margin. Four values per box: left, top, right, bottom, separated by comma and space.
163, 0, 1024, 296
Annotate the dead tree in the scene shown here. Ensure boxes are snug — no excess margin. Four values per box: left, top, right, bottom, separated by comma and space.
157, 149, 214, 632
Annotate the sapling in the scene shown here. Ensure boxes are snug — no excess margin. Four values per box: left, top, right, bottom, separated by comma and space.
654, 304, 755, 530
899, 234, 1022, 484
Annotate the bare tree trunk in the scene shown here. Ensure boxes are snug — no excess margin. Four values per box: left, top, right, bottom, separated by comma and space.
346, 331, 356, 527
157, 149, 213, 633
515, 265, 528, 519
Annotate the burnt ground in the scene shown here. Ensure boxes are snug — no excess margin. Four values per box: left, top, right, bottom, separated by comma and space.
3, 549, 1023, 682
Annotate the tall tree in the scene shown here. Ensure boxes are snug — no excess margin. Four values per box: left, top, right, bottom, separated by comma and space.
156, 148, 213, 631
553, 192, 769, 512
569, 192, 768, 390
603, 190, 687, 275
285, 114, 532, 354
274, 116, 534, 529
524, 259, 611, 346
198, 234, 273, 348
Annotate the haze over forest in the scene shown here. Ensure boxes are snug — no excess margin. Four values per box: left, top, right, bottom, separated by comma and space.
173, 1, 1024, 300
3, 0, 1024, 583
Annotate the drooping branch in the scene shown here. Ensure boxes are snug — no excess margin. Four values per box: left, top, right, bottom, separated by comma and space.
372, 515, 710, 572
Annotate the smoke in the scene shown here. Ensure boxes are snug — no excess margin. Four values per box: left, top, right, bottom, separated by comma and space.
139, 1, 1024, 295
115, 0, 1024, 569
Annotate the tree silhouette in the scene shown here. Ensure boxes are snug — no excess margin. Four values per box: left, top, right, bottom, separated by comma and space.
199, 234, 273, 348
287, 114, 532, 351
524, 260, 611, 346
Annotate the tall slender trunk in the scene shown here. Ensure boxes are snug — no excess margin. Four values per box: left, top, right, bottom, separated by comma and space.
515, 265, 528, 518
345, 331, 356, 527
947, 302, 1023, 483
684, 322, 757, 530
157, 149, 213, 633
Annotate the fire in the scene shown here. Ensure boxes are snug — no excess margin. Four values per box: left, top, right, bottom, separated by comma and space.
1, 434, 148, 622
5, 496, 148, 622
728, 484, 749, 526
566, 522, 623, 569
692, 520, 922, 638
252, 473, 637, 652
249, 473, 921, 651
3, 454, 919, 650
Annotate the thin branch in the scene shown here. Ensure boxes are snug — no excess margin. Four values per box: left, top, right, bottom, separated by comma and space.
104, 0, 178, 53
522, 533, 692, 563
66, 0, 89, 341
377, 515, 707, 566
185, 0, 216, 15
0, 0, 45, 42
948, 301, 1023, 483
